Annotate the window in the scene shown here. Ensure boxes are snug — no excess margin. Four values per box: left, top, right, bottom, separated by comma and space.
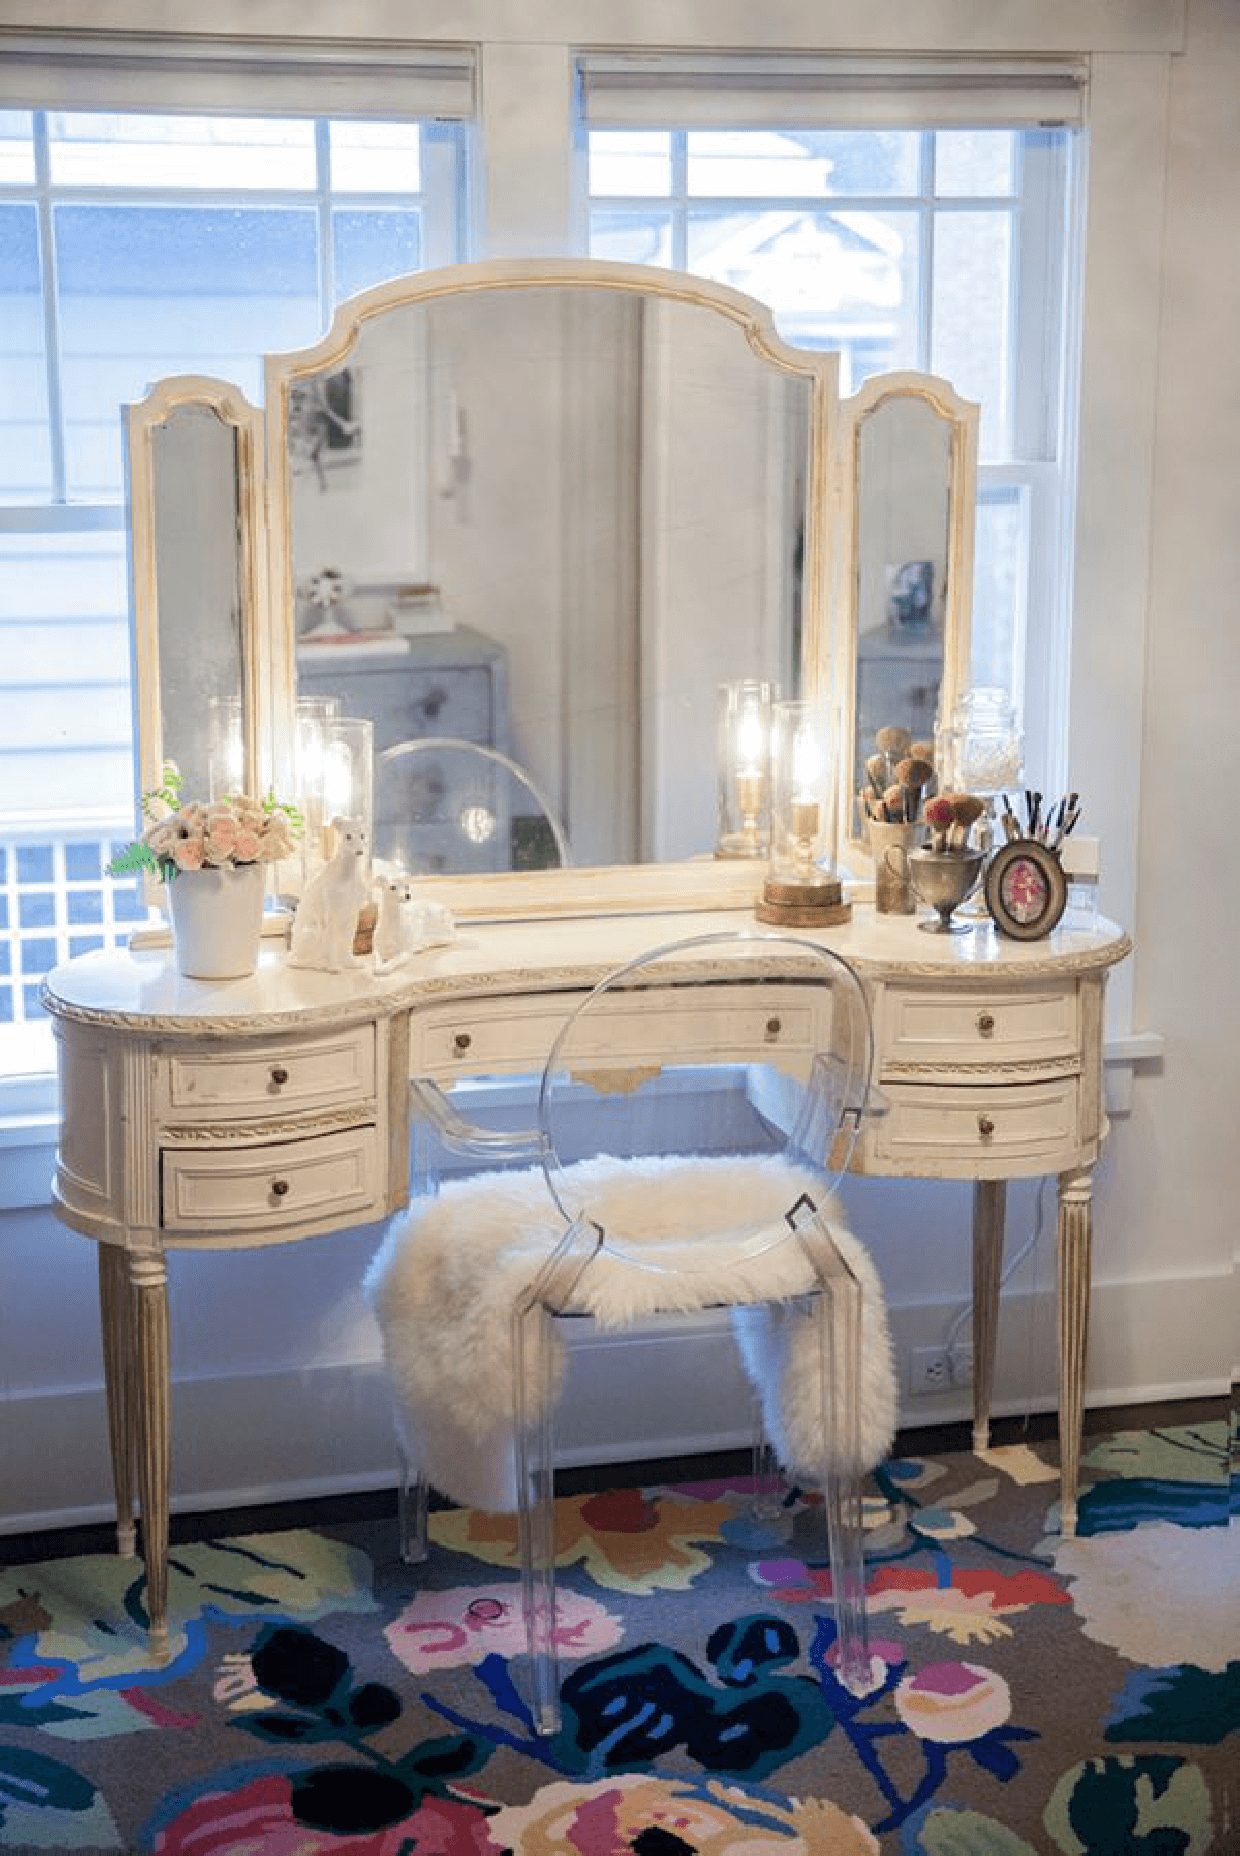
0, 99, 469, 1074
580, 60, 1086, 814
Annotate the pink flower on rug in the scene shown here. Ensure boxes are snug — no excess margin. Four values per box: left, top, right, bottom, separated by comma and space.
152, 1771, 499, 1853
384, 1581, 623, 1673
485, 1774, 879, 1852
894, 1661, 1012, 1743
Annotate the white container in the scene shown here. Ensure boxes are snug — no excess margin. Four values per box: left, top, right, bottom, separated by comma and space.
167, 862, 266, 980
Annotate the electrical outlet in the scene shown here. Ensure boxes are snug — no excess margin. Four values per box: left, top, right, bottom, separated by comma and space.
909, 1346, 952, 1395
950, 1345, 974, 1388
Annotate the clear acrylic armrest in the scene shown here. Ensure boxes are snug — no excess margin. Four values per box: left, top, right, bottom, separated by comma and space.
409, 1078, 544, 1161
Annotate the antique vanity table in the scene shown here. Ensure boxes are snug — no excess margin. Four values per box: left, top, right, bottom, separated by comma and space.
45, 253, 1130, 1652
44, 908, 1128, 1654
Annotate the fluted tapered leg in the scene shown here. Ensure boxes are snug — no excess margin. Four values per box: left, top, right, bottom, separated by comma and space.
130, 1252, 172, 1659
971, 1180, 1006, 1454
1057, 1167, 1093, 1538
98, 1245, 137, 1557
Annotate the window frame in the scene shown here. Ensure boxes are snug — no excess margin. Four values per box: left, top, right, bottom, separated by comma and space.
0, 49, 478, 1116
0, 20, 1178, 1133
576, 65, 1089, 833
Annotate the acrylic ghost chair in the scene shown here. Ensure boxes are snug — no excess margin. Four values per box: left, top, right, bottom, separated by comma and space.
375, 733, 573, 1197
374, 735, 572, 882
365, 930, 896, 1735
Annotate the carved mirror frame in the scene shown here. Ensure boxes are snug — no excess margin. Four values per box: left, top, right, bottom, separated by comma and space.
127, 375, 267, 818
833, 369, 979, 860
125, 260, 979, 920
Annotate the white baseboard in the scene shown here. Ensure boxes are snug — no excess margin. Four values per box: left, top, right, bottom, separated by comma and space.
1, 1272, 1230, 1538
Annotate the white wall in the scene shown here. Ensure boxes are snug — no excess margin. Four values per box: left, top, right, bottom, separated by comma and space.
2, 0, 1234, 1533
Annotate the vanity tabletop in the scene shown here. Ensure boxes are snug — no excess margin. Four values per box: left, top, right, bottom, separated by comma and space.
41, 906, 1131, 1035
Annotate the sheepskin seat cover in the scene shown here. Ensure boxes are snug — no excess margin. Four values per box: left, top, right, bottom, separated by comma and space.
365, 1151, 896, 1512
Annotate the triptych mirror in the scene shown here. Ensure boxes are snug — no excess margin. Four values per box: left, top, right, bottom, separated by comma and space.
125, 258, 978, 917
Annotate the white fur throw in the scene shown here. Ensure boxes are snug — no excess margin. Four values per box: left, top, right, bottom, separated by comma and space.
364, 1152, 896, 1512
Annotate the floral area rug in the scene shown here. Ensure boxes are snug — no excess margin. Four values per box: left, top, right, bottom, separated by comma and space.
0, 1420, 1235, 1852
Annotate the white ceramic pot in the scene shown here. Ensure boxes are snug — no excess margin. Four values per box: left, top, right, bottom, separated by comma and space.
166, 862, 265, 979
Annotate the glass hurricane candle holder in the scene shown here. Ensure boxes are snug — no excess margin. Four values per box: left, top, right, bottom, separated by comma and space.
293, 695, 343, 884
756, 699, 850, 926
207, 695, 246, 801
716, 678, 777, 858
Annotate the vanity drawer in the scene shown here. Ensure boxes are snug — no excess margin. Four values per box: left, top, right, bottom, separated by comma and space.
163, 1025, 376, 1118
879, 985, 1078, 1071
866, 1078, 1079, 1173
412, 987, 822, 1079
162, 1126, 380, 1231
413, 996, 589, 1076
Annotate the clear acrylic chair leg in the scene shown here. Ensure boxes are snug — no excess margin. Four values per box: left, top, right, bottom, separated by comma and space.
727, 1393, 796, 1551
511, 1215, 603, 1737
815, 1273, 871, 1694
397, 1452, 429, 1565
513, 1294, 561, 1734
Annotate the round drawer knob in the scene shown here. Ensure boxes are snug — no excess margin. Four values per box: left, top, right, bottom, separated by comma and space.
766, 1017, 782, 1037
976, 1012, 996, 1038
271, 1178, 290, 1197
977, 1114, 996, 1140
453, 1032, 472, 1054
270, 1066, 290, 1086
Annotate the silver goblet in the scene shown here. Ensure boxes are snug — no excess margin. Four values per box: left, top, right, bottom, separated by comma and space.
906, 847, 986, 934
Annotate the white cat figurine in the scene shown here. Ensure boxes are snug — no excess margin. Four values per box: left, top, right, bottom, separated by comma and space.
289, 817, 371, 972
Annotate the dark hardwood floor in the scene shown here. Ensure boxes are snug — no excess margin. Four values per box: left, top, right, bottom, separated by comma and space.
1, 1393, 1228, 1569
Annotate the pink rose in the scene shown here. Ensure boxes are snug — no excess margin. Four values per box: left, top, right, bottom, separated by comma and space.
233, 826, 262, 862
172, 837, 206, 872
204, 816, 238, 865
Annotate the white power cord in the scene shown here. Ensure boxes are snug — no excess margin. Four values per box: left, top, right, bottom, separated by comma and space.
945, 1177, 1053, 1400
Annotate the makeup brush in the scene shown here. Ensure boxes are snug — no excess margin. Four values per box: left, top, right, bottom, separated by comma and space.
882, 781, 907, 822
1000, 793, 1020, 842
875, 724, 913, 783
865, 752, 889, 797
910, 741, 939, 796
895, 755, 935, 822
948, 793, 987, 851
924, 794, 954, 852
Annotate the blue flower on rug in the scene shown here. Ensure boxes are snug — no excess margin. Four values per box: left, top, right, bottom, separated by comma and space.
1105, 1663, 1240, 1745
0, 1745, 123, 1851
423, 1608, 1039, 1835
0, 1532, 377, 1736
145, 1622, 496, 1848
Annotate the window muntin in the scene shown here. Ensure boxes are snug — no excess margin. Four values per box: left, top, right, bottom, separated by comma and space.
0, 104, 468, 1065
586, 121, 1080, 781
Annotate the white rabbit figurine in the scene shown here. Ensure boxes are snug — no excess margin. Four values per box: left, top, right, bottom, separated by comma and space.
289, 817, 371, 972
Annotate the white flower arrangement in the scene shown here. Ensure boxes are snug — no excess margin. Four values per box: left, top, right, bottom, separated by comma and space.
107, 761, 303, 883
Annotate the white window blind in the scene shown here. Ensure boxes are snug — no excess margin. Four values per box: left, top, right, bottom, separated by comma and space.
0, 33, 476, 118
579, 55, 1088, 131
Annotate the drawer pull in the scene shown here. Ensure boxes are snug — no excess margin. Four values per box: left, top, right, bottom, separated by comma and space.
453, 1032, 472, 1055
270, 1066, 290, 1086
271, 1178, 290, 1197
766, 1017, 782, 1038
977, 1114, 996, 1140
976, 1012, 996, 1038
